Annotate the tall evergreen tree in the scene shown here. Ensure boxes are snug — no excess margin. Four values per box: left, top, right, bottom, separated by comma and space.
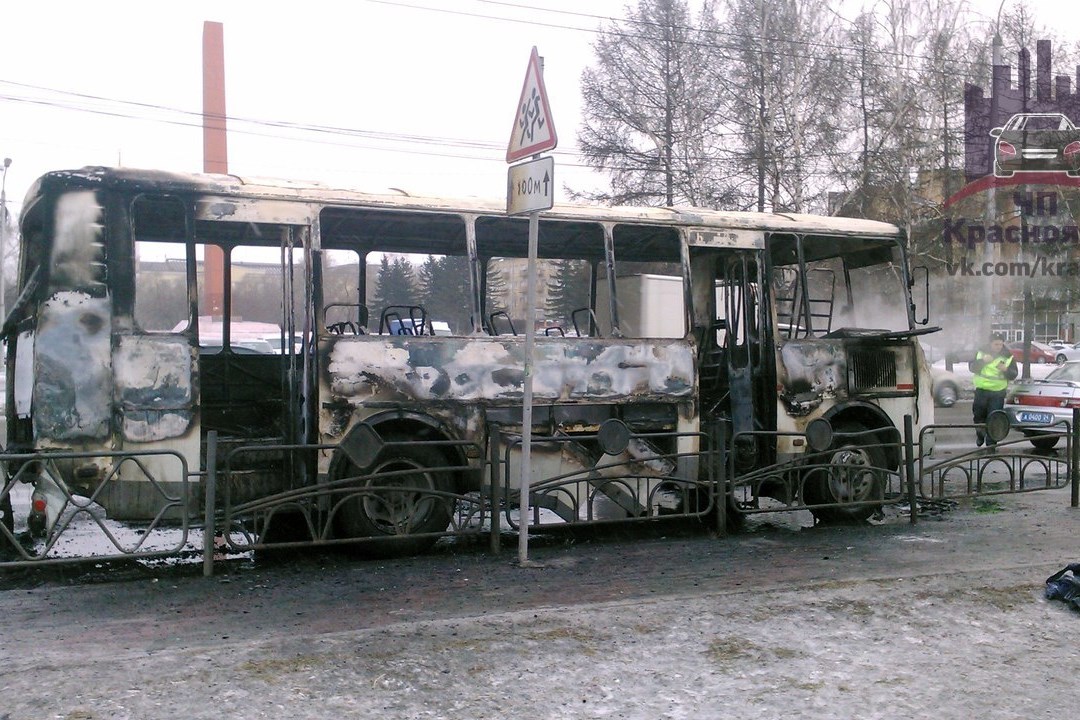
545, 260, 592, 327
418, 254, 472, 333
371, 254, 419, 330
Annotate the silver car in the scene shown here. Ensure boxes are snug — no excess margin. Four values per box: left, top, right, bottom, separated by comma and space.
1004, 361, 1080, 449
1052, 342, 1080, 365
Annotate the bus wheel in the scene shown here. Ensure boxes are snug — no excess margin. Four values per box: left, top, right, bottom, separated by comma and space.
802, 421, 884, 523
332, 440, 454, 557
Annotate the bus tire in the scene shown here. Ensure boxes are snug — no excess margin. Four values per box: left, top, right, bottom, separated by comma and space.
802, 421, 885, 523
332, 439, 454, 558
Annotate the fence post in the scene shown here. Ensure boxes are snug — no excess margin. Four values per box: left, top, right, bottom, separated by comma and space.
1072, 409, 1079, 509
714, 421, 728, 536
903, 415, 917, 525
488, 425, 502, 554
203, 431, 218, 578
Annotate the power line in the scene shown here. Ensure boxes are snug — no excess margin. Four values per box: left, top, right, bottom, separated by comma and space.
0, 81, 970, 174
0, 83, 592, 167
0, 0, 1029, 189
367, 0, 1005, 79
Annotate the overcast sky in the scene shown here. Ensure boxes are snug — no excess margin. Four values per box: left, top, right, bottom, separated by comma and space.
1, 0, 1078, 219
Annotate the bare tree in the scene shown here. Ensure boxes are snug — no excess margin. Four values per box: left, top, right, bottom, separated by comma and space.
576, 0, 741, 207
719, 0, 846, 213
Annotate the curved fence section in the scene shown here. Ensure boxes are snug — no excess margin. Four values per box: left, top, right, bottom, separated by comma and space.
0, 449, 192, 567
3, 413, 1078, 572
216, 438, 487, 556
488, 427, 718, 542
726, 424, 907, 519
918, 420, 1074, 500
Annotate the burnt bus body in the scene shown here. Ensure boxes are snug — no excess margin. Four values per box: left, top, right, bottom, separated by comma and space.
5, 167, 934, 548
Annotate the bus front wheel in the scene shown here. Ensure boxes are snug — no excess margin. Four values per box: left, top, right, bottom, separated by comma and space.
332, 439, 454, 557
802, 421, 885, 523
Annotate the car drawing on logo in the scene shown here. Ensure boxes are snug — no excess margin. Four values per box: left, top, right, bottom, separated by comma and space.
990, 113, 1080, 177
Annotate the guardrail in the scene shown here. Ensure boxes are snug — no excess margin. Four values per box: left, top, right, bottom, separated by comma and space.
3, 411, 1077, 572
487, 424, 719, 552
0, 448, 193, 567
917, 410, 1079, 502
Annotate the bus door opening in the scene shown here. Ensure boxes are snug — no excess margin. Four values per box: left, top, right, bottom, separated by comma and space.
195, 224, 307, 450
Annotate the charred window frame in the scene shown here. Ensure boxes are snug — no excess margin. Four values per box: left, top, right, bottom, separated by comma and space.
769, 233, 913, 339
475, 216, 605, 337
600, 223, 684, 339
320, 247, 365, 332
131, 194, 193, 334
318, 206, 472, 336
188, 220, 304, 353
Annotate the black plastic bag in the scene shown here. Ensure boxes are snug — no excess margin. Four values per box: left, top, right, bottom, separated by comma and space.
1045, 563, 1080, 610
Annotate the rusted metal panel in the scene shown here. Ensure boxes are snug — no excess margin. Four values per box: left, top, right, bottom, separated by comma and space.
113, 336, 193, 442
777, 340, 916, 416
777, 340, 848, 416
34, 292, 113, 441
325, 336, 695, 406
687, 228, 765, 248
34, 168, 903, 241
194, 197, 317, 225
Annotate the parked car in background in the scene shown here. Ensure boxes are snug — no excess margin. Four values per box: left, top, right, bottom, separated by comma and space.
1004, 361, 1080, 449
1052, 343, 1080, 365
262, 334, 304, 354
1009, 340, 1057, 364
930, 366, 962, 407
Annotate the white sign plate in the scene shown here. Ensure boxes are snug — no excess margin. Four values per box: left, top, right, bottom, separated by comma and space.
507, 156, 555, 215
506, 47, 558, 163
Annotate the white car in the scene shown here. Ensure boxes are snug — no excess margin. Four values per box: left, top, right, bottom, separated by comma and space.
1052, 342, 1080, 365
930, 366, 962, 407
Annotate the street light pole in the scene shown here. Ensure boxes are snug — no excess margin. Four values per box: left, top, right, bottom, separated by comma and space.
0, 157, 10, 326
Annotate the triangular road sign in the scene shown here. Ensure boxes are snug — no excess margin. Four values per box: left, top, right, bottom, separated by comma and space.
506, 47, 558, 163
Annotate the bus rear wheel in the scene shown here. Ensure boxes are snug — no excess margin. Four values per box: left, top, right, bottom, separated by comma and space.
802, 421, 885, 523
332, 440, 454, 558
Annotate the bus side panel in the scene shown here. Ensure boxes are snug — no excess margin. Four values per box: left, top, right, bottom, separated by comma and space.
322, 336, 695, 407
316, 335, 697, 474
113, 335, 194, 442
34, 291, 112, 442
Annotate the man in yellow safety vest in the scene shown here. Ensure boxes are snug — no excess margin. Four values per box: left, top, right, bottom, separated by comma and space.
968, 333, 1018, 447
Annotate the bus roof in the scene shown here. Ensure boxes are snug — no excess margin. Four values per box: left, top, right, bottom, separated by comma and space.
28, 166, 903, 240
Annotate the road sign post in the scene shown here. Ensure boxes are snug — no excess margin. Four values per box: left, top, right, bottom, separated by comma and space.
505, 47, 557, 566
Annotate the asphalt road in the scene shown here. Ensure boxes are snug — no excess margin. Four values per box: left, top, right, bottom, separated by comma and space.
2, 452, 1079, 718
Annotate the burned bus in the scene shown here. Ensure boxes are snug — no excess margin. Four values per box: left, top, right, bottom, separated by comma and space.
3, 167, 935, 554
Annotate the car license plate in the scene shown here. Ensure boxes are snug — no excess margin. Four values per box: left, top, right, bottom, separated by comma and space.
1018, 411, 1053, 424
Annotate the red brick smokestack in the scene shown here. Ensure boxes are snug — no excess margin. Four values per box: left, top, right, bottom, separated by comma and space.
202, 21, 226, 316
